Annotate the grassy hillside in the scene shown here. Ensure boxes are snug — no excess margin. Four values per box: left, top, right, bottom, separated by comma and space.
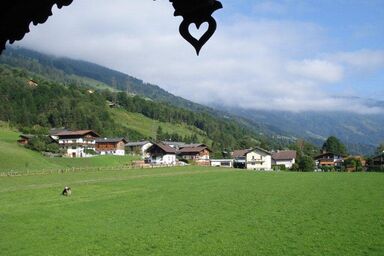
109, 108, 211, 144
0, 167, 383, 255
0, 125, 139, 173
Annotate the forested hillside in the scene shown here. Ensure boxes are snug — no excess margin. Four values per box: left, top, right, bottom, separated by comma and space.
0, 47, 209, 112
0, 64, 280, 156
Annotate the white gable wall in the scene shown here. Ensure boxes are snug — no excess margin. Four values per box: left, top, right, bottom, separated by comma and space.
246, 150, 272, 170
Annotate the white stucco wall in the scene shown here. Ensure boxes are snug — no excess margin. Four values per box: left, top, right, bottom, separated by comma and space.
246, 150, 272, 170
274, 159, 295, 168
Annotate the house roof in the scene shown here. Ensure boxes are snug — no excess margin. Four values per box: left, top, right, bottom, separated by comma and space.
148, 143, 176, 154
179, 143, 206, 149
272, 150, 297, 161
178, 146, 211, 154
126, 141, 151, 147
162, 141, 186, 147
372, 152, 384, 160
96, 138, 127, 143
19, 134, 35, 139
232, 147, 271, 158
49, 128, 70, 135
314, 152, 345, 160
54, 130, 100, 137
232, 149, 253, 158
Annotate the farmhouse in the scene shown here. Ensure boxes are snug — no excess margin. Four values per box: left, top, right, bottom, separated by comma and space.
314, 152, 344, 167
125, 141, 153, 158
17, 134, 35, 145
370, 153, 384, 171
52, 130, 100, 158
233, 147, 272, 170
178, 145, 211, 160
96, 138, 127, 156
272, 150, 297, 168
146, 142, 177, 165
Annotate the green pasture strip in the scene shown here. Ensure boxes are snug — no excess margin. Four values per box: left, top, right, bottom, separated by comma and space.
0, 126, 140, 173
0, 168, 383, 255
110, 108, 209, 142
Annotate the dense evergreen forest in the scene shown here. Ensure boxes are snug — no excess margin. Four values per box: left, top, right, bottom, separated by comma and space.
0, 64, 281, 156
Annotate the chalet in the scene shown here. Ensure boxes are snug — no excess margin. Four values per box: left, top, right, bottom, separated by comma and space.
96, 138, 127, 156
370, 153, 384, 171
52, 130, 100, 158
272, 150, 297, 168
314, 152, 344, 167
125, 141, 153, 158
17, 134, 35, 145
232, 147, 272, 170
177, 146, 211, 160
146, 143, 177, 165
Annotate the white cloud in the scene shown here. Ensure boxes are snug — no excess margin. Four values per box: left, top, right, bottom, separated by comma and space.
329, 49, 384, 71
12, 0, 384, 114
286, 59, 344, 83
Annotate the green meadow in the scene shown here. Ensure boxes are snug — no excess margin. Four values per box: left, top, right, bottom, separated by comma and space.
0, 166, 383, 255
0, 125, 139, 173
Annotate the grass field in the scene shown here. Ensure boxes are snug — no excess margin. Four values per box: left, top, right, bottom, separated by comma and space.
0, 125, 139, 173
0, 166, 383, 255
110, 108, 210, 143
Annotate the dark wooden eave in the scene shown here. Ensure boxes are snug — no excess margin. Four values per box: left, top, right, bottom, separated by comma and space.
0, 0, 222, 55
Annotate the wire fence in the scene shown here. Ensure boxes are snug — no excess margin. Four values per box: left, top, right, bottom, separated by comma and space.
0, 163, 183, 177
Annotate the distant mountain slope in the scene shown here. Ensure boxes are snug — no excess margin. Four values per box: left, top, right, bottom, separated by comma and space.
5, 47, 382, 155
0, 47, 292, 148
0, 47, 209, 112
221, 107, 384, 155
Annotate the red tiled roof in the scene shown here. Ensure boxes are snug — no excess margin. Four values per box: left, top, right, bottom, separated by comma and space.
272, 150, 297, 161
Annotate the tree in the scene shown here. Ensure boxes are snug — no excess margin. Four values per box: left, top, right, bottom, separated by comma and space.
298, 156, 315, 172
376, 143, 384, 155
322, 136, 347, 156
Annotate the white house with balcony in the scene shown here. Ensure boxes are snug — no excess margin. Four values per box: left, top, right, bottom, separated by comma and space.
51, 130, 100, 158
232, 147, 272, 170
146, 143, 177, 165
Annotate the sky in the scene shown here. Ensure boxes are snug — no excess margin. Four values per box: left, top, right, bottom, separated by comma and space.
13, 0, 384, 114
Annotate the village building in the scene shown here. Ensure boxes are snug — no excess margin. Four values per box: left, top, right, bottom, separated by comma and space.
27, 79, 38, 88
52, 130, 100, 158
146, 143, 177, 165
125, 141, 153, 158
370, 153, 384, 171
314, 152, 344, 167
232, 147, 272, 170
177, 145, 212, 165
272, 150, 297, 169
177, 145, 211, 160
96, 138, 127, 156
17, 134, 35, 145
210, 159, 233, 168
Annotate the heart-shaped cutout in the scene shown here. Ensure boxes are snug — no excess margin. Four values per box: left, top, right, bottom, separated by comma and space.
179, 17, 217, 55
188, 22, 209, 41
